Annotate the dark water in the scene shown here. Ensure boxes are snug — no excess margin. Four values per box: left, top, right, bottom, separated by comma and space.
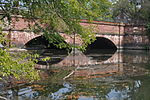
1, 50, 150, 100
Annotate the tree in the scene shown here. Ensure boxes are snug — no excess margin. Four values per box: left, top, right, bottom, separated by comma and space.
0, 0, 112, 84
112, 0, 145, 23
0, 0, 111, 50
0, 25, 39, 82
140, 0, 150, 22
112, 0, 150, 40
141, 0, 150, 35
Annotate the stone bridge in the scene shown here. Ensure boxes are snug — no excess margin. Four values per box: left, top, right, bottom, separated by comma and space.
2, 16, 150, 49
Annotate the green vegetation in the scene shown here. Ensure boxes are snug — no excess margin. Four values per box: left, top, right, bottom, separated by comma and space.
0, 0, 111, 50
112, 0, 150, 36
142, 0, 150, 35
112, 0, 143, 23
112, 0, 150, 22
0, 26, 39, 82
0, 0, 112, 82
0, 0, 150, 83
0, 49, 39, 81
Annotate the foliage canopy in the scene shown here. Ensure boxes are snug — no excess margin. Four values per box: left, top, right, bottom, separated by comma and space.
112, 0, 150, 23
0, 0, 111, 50
0, 26, 39, 82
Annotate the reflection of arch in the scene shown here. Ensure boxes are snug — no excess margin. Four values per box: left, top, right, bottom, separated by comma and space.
52, 49, 117, 67
87, 37, 117, 50
52, 49, 94, 67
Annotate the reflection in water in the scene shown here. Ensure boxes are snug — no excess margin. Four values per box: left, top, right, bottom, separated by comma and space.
52, 49, 96, 67
50, 82, 72, 100
36, 48, 116, 68
52, 49, 117, 67
1, 50, 150, 100
85, 49, 116, 61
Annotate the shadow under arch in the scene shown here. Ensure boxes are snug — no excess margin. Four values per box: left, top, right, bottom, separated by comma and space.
86, 37, 117, 50
25, 35, 49, 49
25, 35, 70, 50
84, 37, 117, 62
25, 35, 69, 65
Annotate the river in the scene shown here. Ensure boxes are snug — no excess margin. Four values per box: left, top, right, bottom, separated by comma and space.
1, 49, 150, 100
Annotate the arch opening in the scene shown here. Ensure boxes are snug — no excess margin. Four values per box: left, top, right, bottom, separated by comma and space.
25, 36, 69, 50
87, 37, 117, 50
25, 36, 69, 65
25, 36, 49, 49
85, 37, 117, 62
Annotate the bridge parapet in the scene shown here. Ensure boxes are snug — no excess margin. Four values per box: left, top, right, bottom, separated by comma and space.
80, 20, 125, 35
2, 16, 35, 31
4, 17, 146, 35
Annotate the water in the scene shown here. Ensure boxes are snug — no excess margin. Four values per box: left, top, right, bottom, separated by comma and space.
1, 49, 150, 100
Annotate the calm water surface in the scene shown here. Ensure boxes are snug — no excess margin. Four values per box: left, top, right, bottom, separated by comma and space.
1, 49, 150, 100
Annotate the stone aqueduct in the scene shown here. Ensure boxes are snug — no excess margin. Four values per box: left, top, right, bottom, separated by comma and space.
3, 17, 150, 49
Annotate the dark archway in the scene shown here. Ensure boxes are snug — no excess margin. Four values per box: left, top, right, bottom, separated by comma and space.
87, 37, 117, 50
85, 37, 117, 62
25, 36, 69, 50
25, 36, 69, 65
25, 36, 49, 49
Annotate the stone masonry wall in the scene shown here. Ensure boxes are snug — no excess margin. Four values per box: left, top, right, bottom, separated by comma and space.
3, 17, 150, 49
124, 24, 150, 49
9, 31, 40, 47
80, 20, 125, 34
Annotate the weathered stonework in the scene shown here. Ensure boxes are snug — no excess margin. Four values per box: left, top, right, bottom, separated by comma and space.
123, 35, 150, 49
9, 31, 40, 47
123, 24, 150, 49
3, 17, 150, 49
80, 21, 125, 34
96, 34, 124, 48
5, 31, 83, 47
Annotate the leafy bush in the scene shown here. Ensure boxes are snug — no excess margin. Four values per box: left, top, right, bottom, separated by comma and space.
0, 24, 40, 82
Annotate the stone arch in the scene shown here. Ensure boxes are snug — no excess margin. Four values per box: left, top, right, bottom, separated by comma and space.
87, 37, 117, 50
25, 35, 68, 49
10, 31, 41, 47
85, 37, 117, 62
10, 31, 83, 47
25, 35, 48, 48
96, 35, 119, 48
